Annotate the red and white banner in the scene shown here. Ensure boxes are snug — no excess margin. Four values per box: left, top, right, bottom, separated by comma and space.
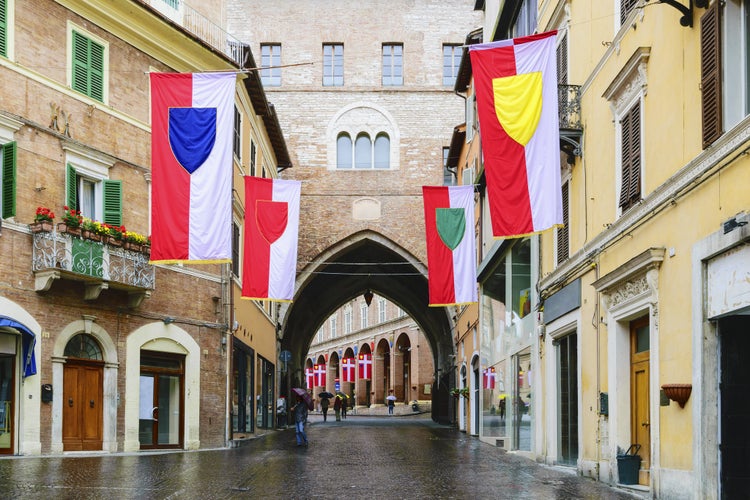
242, 177, 301, 301
423, 185, 477, 306
314, 363, 326, 387
483, 367, 496, 390
358, 353, 372, 380
341, 358, 355, 382
150, 72, 235, 263
305, 368, 314, 389
469, 31, 562, 238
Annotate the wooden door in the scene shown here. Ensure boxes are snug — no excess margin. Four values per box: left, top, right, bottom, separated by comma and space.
630, 316, 650, 485
63, 362, 103, 451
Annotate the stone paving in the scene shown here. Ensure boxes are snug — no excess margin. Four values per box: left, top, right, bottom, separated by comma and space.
0, 415, 644, 499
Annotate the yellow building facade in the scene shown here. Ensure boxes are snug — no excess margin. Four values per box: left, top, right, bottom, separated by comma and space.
533, 0, 750, 498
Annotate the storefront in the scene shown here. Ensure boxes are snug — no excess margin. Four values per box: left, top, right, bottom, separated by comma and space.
477, 238, 537, 451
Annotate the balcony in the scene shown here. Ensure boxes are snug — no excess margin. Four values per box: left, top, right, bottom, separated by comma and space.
32, 230, 154, 307
558, 84, 583, 165
147, 0, 247, 66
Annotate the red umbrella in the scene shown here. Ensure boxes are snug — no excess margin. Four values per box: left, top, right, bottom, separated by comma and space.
292, 387, 314, 410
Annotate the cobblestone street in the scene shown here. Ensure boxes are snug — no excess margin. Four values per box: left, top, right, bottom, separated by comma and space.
0, 415, 641, 499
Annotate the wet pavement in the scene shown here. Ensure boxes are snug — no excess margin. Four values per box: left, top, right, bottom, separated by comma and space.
0, 414, 641, 499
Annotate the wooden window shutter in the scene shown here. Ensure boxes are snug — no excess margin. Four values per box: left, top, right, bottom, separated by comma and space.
0, 0, 7, 58
557, 33, 568, 85
102, 180, 122, 226
66, 163, 77, 210
1, 141, 16, 218
557, 180, 569, 265
621, 0, 639, 24
619, 104, 642, 210
72, 31, 104, 102
700, 0, 722, 149
619, 110, 632, 209
627, 104, 642, 203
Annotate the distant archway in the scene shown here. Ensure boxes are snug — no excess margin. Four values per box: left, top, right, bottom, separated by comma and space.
279, 231, 455, 423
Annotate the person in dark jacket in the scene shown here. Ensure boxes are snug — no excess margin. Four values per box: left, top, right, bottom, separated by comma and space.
291, 396, 308, 447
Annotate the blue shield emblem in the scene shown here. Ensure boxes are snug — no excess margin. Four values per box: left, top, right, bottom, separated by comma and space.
168, 107, 217, 174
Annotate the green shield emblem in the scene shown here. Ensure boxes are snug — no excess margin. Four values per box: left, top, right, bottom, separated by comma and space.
436, 208, 466, 250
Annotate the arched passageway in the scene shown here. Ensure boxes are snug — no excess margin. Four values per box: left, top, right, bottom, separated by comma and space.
279, 231, 455, 423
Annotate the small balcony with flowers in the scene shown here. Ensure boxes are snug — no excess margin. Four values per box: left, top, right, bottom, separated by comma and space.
30, 206, 155, 307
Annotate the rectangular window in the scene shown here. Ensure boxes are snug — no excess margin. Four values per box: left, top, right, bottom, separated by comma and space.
233, 107, 241, 160
344, 307, 352, 334
330, 317, 337, 338
619, 103, 642, 212
378, 298, 386, 323
360, 303, 368, 329
513, 0, 537, 37
260, 43, 281, 87
0, 0, 8, 58
66, 163, 122, 225
382, 43, 403, 86
443, 44, 461, 86
250, 140, 256, 176
323, 43, 344, 86
71, 30, 105, 102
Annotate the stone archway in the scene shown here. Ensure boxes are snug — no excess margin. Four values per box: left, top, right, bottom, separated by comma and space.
279, 231, 455, 423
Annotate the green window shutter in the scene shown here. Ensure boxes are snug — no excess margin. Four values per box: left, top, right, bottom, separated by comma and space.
103, 180, 122, 226
2, 141, 16, 218
0, 0, 8, 58
72, 31, 104, 102
66, 163, 77, 209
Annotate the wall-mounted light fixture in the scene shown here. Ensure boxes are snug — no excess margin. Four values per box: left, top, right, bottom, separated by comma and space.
363, 289, 374, 306
163, 317, 175, 325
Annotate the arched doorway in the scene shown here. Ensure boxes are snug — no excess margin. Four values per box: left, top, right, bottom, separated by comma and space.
395, 333, 411, 402
63, 333, 104, 451
357, 343, 372, 407
279, 231, 456, 423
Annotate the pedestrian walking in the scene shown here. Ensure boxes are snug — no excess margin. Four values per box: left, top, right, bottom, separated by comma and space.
333, 395, 342, 421
341, 397, 348, 419
387, 389, 396, 415
320, 396, 330, 422
291, 396, 308, 447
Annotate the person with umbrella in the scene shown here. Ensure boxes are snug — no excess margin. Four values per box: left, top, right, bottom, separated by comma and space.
290, 391, 310, 447
333, 394, 342, 421
386, 389, 397, 415
319, 393, 331, 422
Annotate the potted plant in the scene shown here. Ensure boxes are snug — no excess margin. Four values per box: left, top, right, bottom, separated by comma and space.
104, 223, 126, 246
450, 388, 461, 398
122, 230, 148, 252
58, 206, 82, 236
30, 206, 55, 232
81, 218, 103, 242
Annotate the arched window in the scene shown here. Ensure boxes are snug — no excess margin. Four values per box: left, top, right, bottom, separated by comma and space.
354, 133, 372, 169
64, 334, 103, 360
374, 133, 390, 169
336, 133, 353, 169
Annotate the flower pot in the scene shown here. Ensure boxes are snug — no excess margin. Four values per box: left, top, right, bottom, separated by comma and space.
123, 241, 142, 252
107, 236, 122, 247
82, 230, 102, 242
30, 221, 54, 233
141, 245, 151, 256
57, 222, 81, 237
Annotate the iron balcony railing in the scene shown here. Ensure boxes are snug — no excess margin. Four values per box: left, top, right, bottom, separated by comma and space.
32, 230, 155, 293
147, 0, 246, 66
558, 84, 582, 131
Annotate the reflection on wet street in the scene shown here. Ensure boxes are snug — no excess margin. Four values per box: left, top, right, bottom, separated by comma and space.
0, 415, 639, 499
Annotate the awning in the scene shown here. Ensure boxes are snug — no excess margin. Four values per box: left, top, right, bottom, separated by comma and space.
0, 317, 37, 378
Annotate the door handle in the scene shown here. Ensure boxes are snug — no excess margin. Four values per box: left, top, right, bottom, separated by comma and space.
68, 398, 73, 407
152, 406, 159, 422
642, 421, 650, 427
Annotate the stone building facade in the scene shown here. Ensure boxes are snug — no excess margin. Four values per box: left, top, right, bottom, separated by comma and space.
0, 0, 287, 455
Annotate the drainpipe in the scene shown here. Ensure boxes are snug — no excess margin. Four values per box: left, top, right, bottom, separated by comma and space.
593, 259, 601, 480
